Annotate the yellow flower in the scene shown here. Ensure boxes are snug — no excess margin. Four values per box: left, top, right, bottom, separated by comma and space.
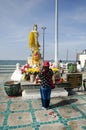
51, 68, 59, 74
26, 68, 40, 75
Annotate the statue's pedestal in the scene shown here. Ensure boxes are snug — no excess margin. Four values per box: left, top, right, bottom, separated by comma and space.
27, 57, 32, 66
27, 57, 43, 67
21, 81, 68, 99
22, 88, 68, 99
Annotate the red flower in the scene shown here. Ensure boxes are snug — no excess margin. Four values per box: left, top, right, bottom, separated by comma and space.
21, 68, 26, 73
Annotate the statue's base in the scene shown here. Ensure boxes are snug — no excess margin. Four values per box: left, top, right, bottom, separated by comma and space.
27, 57, 32, 66
27, 57, 43, 67
22, 88, 68, 99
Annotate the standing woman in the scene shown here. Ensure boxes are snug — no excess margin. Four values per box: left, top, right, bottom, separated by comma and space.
39, 61, 53, 109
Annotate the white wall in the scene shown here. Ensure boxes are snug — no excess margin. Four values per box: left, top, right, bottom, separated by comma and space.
79, 55, 86, 68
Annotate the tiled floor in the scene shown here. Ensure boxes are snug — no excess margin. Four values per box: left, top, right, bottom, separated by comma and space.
0, 74, 86, 130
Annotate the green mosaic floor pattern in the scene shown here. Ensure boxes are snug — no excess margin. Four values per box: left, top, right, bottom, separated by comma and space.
0, 83, 86, 130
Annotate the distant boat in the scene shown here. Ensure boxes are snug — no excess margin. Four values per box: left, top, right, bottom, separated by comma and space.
76, 49, 86, 69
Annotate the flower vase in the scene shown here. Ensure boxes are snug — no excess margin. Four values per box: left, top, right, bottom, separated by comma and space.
30, 74, 35, 83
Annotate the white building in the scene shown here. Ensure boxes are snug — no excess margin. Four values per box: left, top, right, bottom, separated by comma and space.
76, 49, 86, 69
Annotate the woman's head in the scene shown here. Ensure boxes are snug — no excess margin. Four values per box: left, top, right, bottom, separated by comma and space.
43, 61, 49, 67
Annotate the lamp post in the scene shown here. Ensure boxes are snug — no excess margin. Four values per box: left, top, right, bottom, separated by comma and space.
41, 26, 46, 61
55, 0, 58, 64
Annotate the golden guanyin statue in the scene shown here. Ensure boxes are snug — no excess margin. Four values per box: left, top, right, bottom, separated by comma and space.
28, 24, 40, 66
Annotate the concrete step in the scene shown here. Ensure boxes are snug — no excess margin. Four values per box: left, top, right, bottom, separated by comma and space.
22, 88, 68, 99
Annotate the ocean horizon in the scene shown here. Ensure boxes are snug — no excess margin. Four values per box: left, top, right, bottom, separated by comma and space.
0, 59, 76, 74
0, 60, 26, 65
0, 59, 76, 65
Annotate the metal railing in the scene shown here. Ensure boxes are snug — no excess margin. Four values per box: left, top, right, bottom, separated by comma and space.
0, 65, 16, 73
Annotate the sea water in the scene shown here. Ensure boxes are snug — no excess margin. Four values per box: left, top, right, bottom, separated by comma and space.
0, 60, 26, 74
0, 60, 26, 65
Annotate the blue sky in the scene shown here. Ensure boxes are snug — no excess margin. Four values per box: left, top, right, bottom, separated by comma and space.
0, 0, 86, 61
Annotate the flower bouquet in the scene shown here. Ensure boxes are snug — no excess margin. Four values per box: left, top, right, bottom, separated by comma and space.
51, 67, 59, 74
51, 67, 60, 83
20, 64, 31, 80
26, 68, 40, 82
20, 63, 40, 82
26, 68, 40, 75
